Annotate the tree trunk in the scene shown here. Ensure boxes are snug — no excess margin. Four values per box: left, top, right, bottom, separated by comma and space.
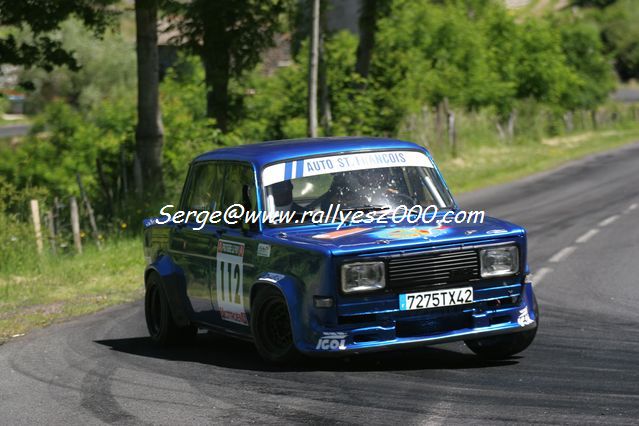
135, 0, 164, 196
203, 50, 230, 132
308, 0, 320, 138
355, 0, 377, 79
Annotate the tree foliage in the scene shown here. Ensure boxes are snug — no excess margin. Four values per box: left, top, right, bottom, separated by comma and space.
17, 19, 136, 113
0, 0, 117, 71
598, 0, 639, 81
163, 0, 292, 131
558, 19, 615, 111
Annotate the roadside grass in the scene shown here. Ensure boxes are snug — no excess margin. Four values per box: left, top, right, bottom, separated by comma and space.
2, 123, 639, 343
0, 238, 144, 343
0, 114, 30, 126
436, 125, 639, 194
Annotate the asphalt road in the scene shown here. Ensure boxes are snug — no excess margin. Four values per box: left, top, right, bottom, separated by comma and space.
0, 124, 31, 138
2, 143, 639, 424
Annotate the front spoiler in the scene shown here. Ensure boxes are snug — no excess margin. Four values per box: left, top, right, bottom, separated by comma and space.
298, 282, 538, 357
310, 320, 537, 357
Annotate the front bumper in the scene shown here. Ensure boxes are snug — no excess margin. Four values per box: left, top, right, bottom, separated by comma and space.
297, 281, 538, 356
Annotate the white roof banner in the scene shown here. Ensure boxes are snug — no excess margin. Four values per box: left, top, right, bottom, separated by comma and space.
262, 150, 433, 186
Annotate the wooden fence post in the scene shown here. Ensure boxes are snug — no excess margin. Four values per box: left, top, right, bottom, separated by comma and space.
30, 199, 43, 254
70, 197, 82, 254
47, 210, 56, 254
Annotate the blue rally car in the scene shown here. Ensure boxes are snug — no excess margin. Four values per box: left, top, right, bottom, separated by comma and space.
143, 137, 538, 363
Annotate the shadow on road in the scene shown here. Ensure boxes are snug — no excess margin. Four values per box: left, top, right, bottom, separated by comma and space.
95, 332, 518, 372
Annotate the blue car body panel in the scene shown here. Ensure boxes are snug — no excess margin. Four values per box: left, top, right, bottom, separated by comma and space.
143, 137, 538, 355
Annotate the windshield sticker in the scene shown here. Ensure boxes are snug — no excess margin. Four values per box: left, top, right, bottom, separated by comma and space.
313, 227, 369, 240
262, 150, 433, 186
216, 240, 248, 325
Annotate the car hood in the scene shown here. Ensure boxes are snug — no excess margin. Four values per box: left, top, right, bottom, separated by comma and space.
267, 216, 525, 256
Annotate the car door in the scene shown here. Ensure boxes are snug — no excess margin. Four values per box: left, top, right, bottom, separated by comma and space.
169, 161, 222, 323
210, 162, 260, 332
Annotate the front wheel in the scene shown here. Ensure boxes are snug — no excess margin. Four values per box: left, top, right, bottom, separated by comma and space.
465, 327, 537, 359
145, 273, 197, 344
251, 287, 299, 364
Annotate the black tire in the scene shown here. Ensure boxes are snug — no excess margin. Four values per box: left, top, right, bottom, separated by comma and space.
145, 273, 197, 344
465, 327, 537, 359
466, 295, 539, 359
251, 286, 299, 364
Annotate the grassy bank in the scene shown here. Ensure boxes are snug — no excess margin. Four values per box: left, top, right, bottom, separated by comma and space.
0, 238, 144, 342
437, 126, 639, 193
2, 124, 639, 343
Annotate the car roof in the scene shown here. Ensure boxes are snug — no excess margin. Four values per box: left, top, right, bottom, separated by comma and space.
192, 137, 427, 169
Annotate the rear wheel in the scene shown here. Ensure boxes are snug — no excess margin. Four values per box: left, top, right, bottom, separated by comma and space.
251, 287, 299, 364
145, 273, 197, 344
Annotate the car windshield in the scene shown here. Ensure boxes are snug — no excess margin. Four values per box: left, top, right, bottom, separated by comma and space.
261, 150, 453, 225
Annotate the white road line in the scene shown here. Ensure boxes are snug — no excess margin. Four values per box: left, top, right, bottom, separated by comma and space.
549, 246, 576, 263
575, 229, 599, 244
598, 215, 619, 227
533, 267, 552, 286
624, 203, 638, 214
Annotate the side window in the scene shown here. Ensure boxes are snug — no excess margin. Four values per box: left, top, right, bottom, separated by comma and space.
220, 163, 257, 212
185, 162, 223, 211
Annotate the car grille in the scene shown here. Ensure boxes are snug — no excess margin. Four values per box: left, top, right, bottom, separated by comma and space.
387, 249, 480, 290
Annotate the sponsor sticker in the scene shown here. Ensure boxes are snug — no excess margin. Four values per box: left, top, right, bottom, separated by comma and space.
487, 229, 508, 235
517, 306, 534, 327
260, 272, 285, 283
257, 243, 271, 257
313, 227, 368, 240
369, 225, 447, 240
262, 150, 433, 186
216, 240, 248, 325
316, 332, 348, 350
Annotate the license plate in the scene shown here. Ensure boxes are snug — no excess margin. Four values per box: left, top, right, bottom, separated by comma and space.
399, 287, 473, 311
